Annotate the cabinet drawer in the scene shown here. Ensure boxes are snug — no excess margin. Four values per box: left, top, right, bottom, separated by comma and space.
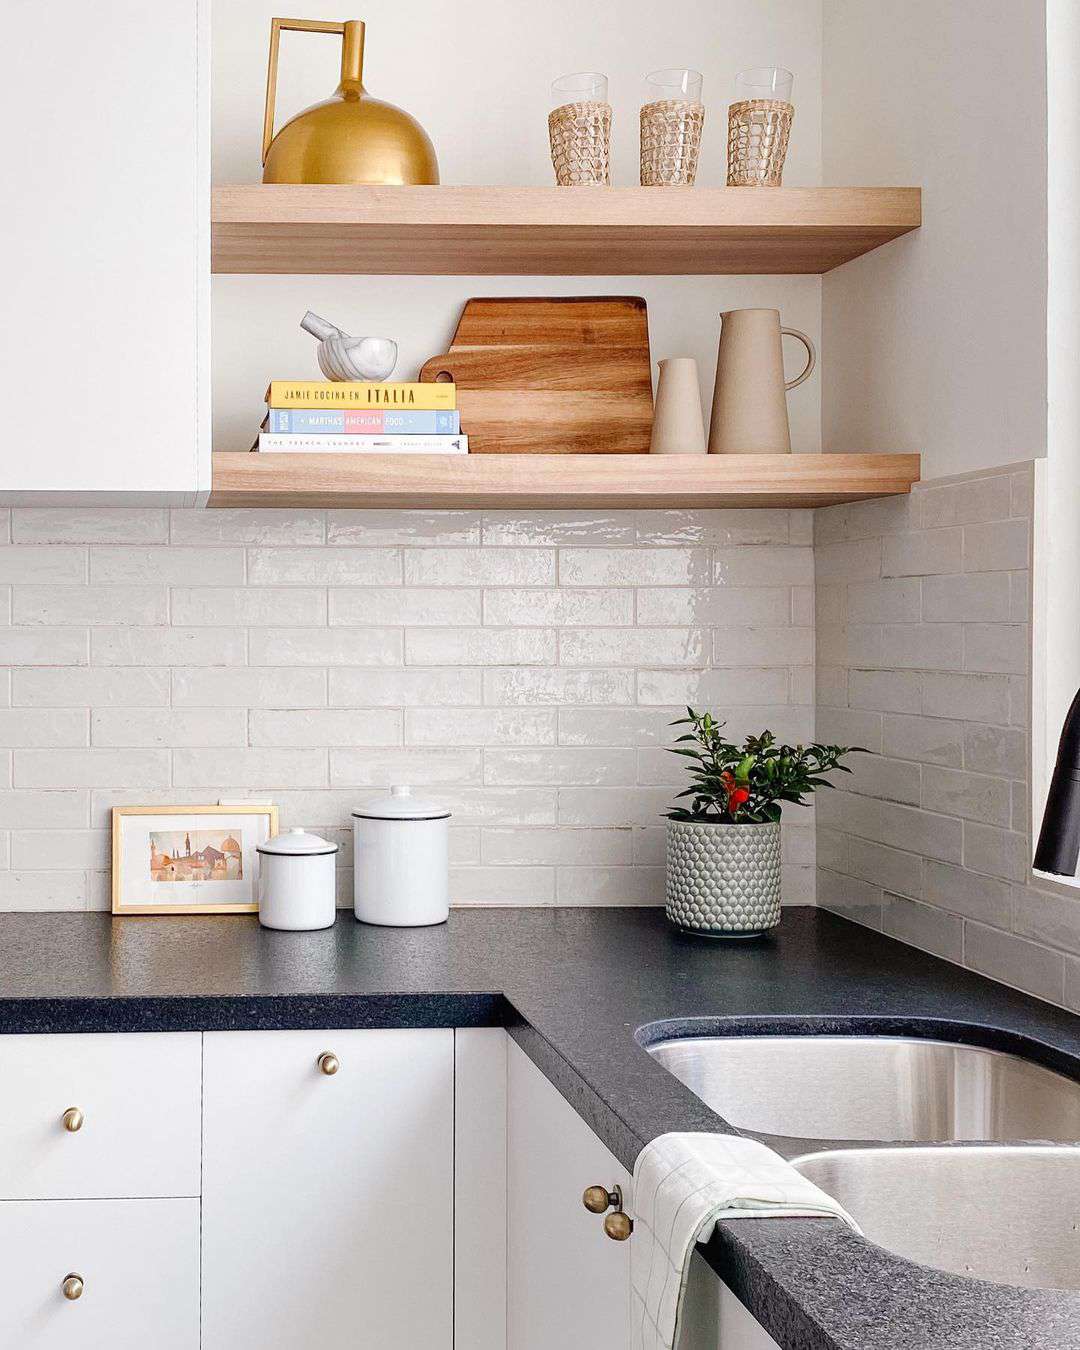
0, 1198, 199, 1348
0, 1033, 201, 1199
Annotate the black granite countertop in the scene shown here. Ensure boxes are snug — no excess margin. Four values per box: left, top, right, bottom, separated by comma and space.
3, 904, 1080, 1350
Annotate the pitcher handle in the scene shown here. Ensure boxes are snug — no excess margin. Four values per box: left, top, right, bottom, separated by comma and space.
781, 328, 817, 391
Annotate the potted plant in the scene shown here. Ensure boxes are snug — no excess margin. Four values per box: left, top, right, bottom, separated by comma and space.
664, 708, 860, 938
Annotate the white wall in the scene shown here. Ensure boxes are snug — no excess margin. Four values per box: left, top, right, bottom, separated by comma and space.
212, 0, 824, 450
821, 0, 1047, 478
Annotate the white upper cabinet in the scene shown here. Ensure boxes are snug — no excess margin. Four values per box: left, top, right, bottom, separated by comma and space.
0, 1, 209, 503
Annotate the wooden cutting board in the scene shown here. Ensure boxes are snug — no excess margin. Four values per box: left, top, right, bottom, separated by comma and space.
419, 297, 653, 453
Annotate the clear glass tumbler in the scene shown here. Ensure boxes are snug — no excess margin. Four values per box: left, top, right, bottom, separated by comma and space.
728, 67, 795, 186
549, 73, 612, 185
640, 68, 705, 186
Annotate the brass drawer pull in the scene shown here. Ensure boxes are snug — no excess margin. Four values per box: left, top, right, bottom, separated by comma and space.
62, 1107, 84, 1133
582, 1182, 634, 1240
62, 1273, 84, 1301
317, 1052, 340, 1076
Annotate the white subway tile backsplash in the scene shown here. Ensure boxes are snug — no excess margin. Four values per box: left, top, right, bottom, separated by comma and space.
962, 821, 1029, 882
171, 508, 325, 545
918, 475, 1012, 528
0, 503, 821, 917
173, 748, 327, 789
484, 747, 636, 786
14, 586, 167, 627
481, 827, 631, 866
485, 668, 634, 706
92, 708, 247, 748
962, 519, 1029, 573
922, 573, 1011, 622
561, 628, 706, 668
0, 790, 88, 828
250, 709, 402, 748
93, 627, 246, 666
12, 668, 170, 707
881, 714, 964, 767
330, 667, 480, 707
0, 871, 87, 911
330, 588, 480, 627
813, 538, 882, 581
962, 723, 1027, 777
173, 667, 326, 708
484, 588, 633, 627
713, 547, 814, 587
962, 623, 1029, 674
846, 578, 920, 623
882, 894, 962, 962
482, 511, 633, 547
405, 548, 554, 587
562, 548, 710, 587
248, 627, 402, 667
920, 671, 1012, 723
964, 921, 1064, 1004
328, 510, 481, 546
637, 666, 791, 708
882, 528, 962, 577
248, 548, 401, 586
14, 749, 171, 789
330, 747, 482, 787
89, 547, 244, 585
847, 669, 922, 714
0, 628, 87, 666
173, 587, 327, 627
922, 765, 1011, 826
405, 709, 556, 746
880, 623, 963, 670
14, 509, 167, 544
12, 830, 109, 871
0, 710, 88, 748
921, 859, 1013, 927
0, 547, 86, 584
406, 628, 555, 666
639, 587, 793, 627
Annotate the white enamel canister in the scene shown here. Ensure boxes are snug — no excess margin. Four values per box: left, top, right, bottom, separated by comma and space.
257, 828, 339, 931
352, 785, 450, 927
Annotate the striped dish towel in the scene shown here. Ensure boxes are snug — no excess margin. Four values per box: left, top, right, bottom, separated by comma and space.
630, 1132, 860, 1350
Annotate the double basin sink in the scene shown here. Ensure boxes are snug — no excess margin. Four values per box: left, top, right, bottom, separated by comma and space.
646, 1031, 1080, 1290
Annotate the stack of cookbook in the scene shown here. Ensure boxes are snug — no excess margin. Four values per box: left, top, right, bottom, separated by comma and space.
255, 380, 466, 454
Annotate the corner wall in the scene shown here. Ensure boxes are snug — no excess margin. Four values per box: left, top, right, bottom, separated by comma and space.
821, 0, 1047, 478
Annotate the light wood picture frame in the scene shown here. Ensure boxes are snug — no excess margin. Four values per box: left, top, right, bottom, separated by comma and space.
111, 804, 279, 915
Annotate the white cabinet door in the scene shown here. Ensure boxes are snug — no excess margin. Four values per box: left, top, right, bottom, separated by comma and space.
0, 1, 208, 503
507, 1039, 632, 1350
0, 1198, 199, 1348
201, 1028, 454, 1350
0, 1031, 202, 1200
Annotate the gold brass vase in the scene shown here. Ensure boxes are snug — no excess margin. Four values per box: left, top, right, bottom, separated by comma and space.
262, 18, 439, 185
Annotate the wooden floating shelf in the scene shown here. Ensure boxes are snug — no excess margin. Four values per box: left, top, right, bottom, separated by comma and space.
210, 452, 921, 510
212, 185, 921, 276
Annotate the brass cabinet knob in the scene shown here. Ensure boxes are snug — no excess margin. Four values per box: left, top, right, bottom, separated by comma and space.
604, 1211, 634, 1242
62, 1274, 84, 1301
582, 1184, 620, 1214
317, 1052, 340, 1076
62, 1107, 84, 1133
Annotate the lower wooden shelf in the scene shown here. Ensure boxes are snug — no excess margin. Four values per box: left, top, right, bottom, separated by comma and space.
209, 452, 920, 510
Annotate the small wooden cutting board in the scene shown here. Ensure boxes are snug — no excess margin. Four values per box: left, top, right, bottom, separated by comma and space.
419, 297, 654, 453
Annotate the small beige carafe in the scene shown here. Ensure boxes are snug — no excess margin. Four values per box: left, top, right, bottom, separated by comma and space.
707, 308, 815, 454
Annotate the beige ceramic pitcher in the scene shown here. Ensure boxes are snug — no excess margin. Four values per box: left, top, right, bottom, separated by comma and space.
707, 308, 816, 453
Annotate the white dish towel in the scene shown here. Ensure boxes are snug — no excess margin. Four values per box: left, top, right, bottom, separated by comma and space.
630, 1132, 860, 1350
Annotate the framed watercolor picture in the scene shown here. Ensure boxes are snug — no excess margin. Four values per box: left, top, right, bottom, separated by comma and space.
111, 805, 278, 915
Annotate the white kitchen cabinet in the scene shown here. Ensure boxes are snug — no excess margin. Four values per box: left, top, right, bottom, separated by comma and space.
201, 1027, 454, 1350
506, 1038, 779, 1350
0, 1, 209, 503
507, 1039, 632, 1350
0, 1198, 199, 1348
0, 1032, 201, 1200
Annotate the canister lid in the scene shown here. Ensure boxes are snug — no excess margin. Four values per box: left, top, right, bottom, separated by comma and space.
257, 827, 339, 856
351, 784, 451, 822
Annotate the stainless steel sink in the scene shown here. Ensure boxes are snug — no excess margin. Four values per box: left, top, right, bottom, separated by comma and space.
647, 1035, 1080, 1144
791, 1145, 1080, 1290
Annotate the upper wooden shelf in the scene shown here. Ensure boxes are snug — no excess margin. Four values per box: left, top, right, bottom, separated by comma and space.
210, 452, 921, 510
211, 185, 921, 276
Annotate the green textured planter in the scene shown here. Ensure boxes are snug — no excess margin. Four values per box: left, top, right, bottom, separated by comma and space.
665, 819, 781, 938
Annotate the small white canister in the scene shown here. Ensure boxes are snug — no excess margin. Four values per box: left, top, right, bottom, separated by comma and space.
257, 828, 339, 931
352, 785, 450, 927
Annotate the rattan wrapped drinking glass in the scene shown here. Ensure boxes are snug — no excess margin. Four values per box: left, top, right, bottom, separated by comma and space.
549, 73, 612, 186
727, 67, 794, 187
640, 68, 704, 186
